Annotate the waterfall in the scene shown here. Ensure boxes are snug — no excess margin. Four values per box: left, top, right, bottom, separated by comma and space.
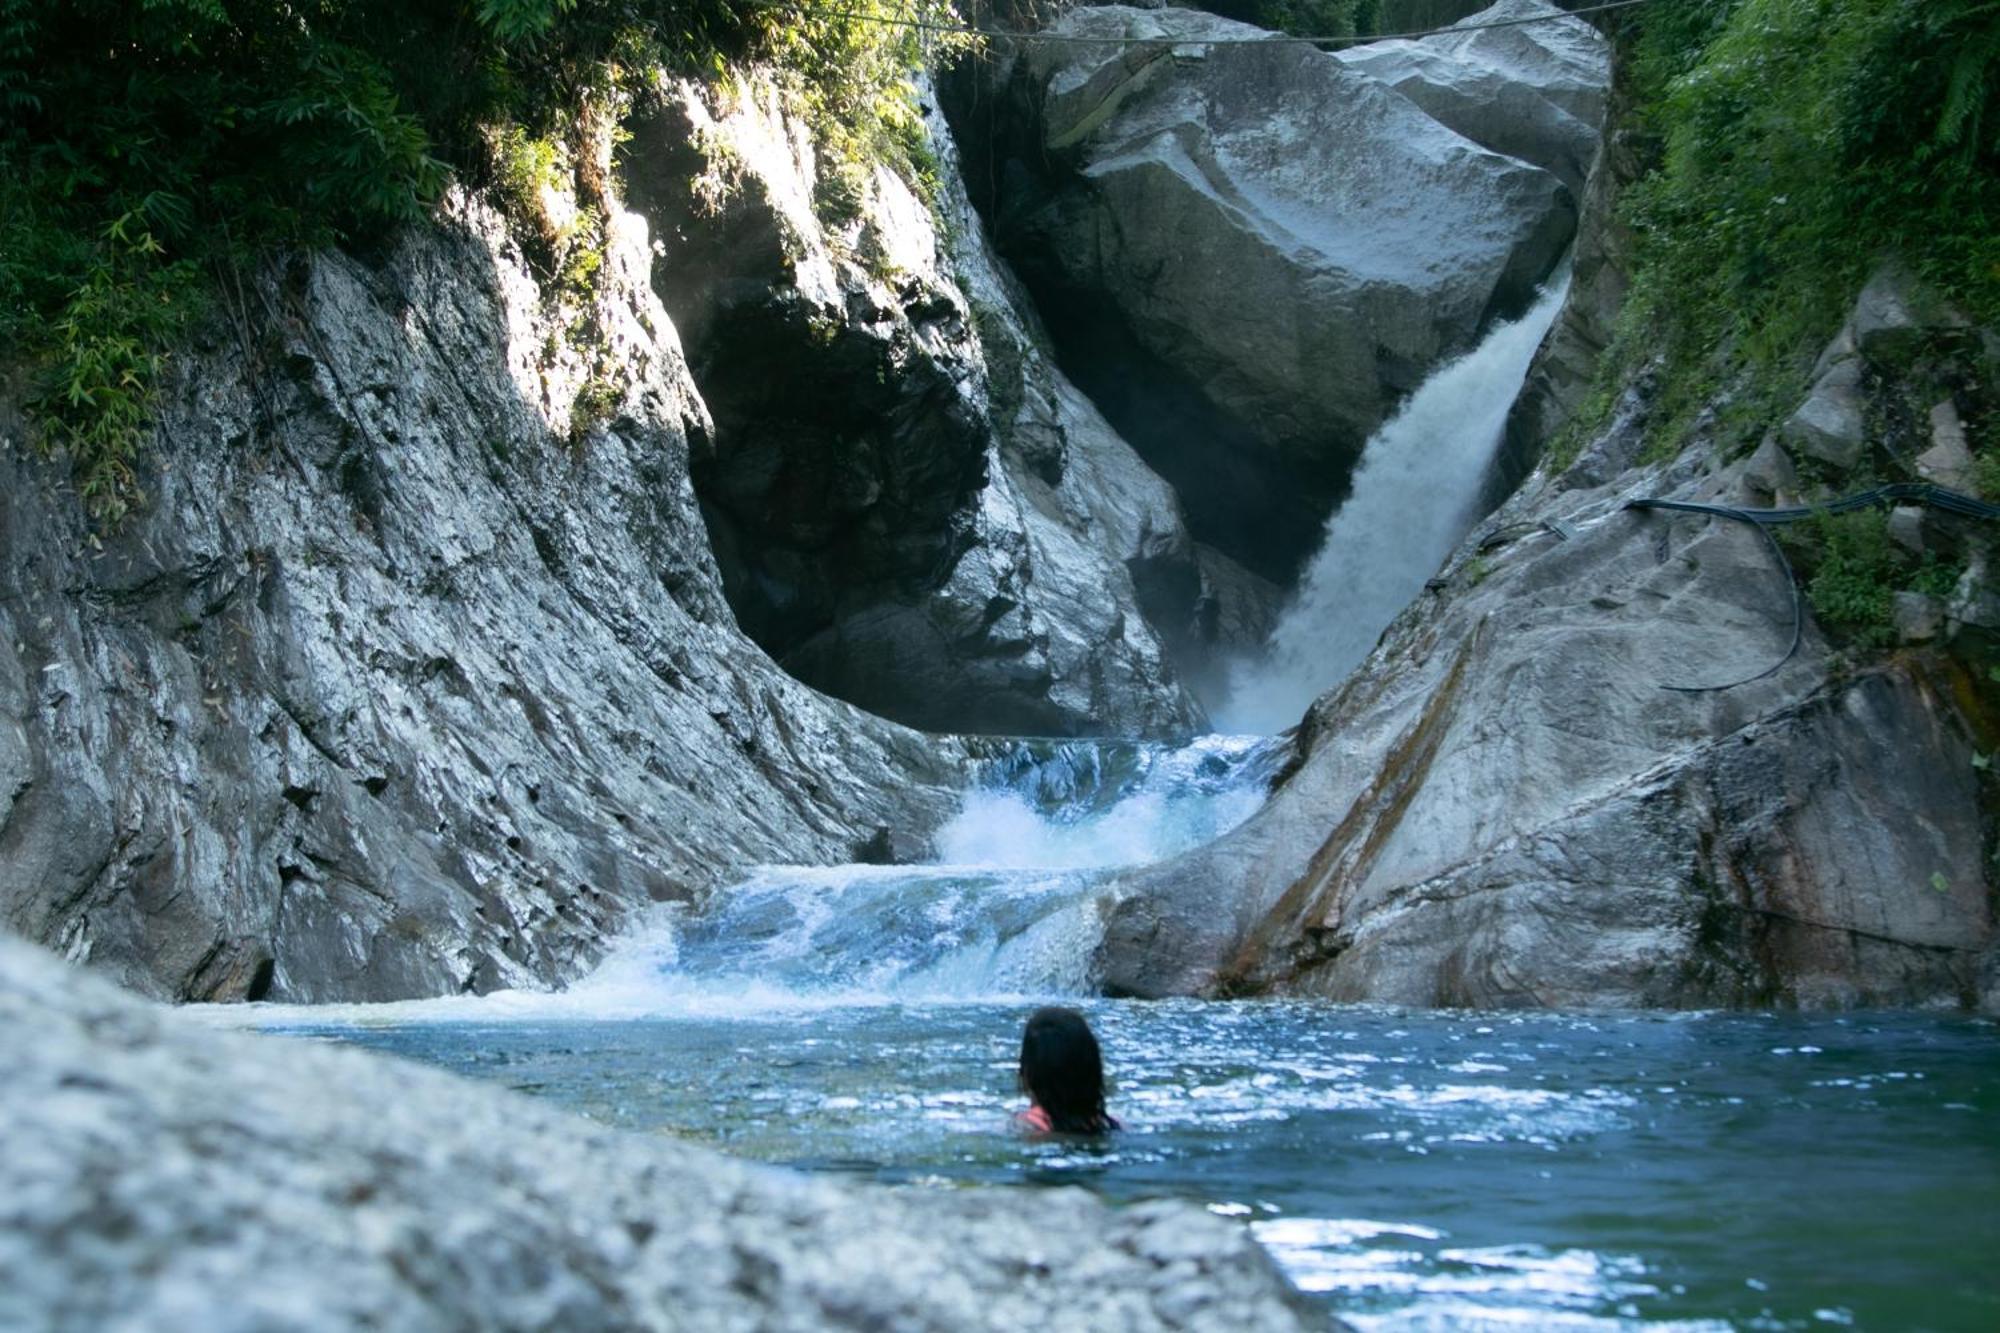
1215, 272, 1572, 735
210, 736, 1281, 1024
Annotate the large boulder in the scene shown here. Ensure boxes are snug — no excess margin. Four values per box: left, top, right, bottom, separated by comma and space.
0, 188, 967, 1004
622, 78, 1207, 736
0, 935, 1335, 1332
951, 4, 1583, 581
1334, 0, 1612, 194
1098, 433, 1995, 1008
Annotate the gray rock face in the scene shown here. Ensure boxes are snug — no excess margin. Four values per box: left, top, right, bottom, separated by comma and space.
1098, 444, 1995, 1008
0, 935, 1336, 1333
1781, 358, 1868, 471
1491, 5, 1638, 504
0, 191, 971, 1004
622, 79, 1204, 737
953, 3, 1584, 581
1335, 0, 1612, 193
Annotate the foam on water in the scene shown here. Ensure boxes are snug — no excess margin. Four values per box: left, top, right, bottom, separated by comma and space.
199, 734, 1281, 1028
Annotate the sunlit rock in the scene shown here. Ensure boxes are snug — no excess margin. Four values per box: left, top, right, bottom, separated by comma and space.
1334, 0, 1612, 193
0, 191, 969, 1003
622, 77, 1207, 735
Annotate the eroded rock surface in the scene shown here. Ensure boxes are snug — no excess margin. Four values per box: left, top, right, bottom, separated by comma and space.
953, 3, 1587, 580
0, 191, 968, 1004
1100, 414, 1995, 1009
1149, 244, 2000, 1006
622, 78, 1206, 736
0, 934, 1336, 1333
1335, 0, 1612, 194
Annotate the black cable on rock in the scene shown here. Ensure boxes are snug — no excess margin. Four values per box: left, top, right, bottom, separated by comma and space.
1623, 483, 1998, 692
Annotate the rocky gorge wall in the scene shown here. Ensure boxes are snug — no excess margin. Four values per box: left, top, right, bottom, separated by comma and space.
620, 75, 1210, 737
0, 187, 985, 1004
2, 0, 1623, 1007
9, 0, 1986, 1021
1093, 12, 2000, 1014
948, 1, 1594, 586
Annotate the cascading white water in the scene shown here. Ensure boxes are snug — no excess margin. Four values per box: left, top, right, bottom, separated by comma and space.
202, 736, 1281, 1024
1216, 272, 1573, 735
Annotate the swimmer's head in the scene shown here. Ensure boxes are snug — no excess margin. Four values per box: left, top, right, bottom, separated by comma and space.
1018, 1006, 1111, 1133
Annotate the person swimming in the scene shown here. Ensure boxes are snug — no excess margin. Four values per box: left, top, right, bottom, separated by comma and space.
1015, 1005, 1119, 1135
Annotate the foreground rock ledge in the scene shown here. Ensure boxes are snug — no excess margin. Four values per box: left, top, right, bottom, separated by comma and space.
0, 937, 1334, 1333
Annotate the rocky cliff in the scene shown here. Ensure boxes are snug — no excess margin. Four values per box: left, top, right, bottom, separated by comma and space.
0, 187, 985, 1004
622, 77, 1210, 737
950, 2, 1592, 585
1096, 78, 2000, 1011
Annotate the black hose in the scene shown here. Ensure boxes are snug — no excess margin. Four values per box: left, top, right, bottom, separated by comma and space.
1622, 483, 1997, 692
1625, 499, 1805, 692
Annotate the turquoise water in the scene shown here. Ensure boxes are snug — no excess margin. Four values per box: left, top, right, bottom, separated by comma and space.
282, 1001, 1999, 1331
232, 737, 2000, 1330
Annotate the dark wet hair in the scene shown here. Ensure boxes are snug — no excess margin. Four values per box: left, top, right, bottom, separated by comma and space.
1018, 1006, 1114, 1133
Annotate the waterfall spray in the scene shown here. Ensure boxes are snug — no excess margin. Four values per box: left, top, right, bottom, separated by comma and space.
1216, 272, 1572, 735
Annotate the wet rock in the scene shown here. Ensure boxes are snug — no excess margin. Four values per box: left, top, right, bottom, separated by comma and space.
1335, 0, 1611, 193
0, 934, 1338, 1332
0, 192, 971, 1003
622, 79, 1203, 736
953, 3, 1585, 581
1491, 3, 1638, 503
1097, 458, 1993, 1008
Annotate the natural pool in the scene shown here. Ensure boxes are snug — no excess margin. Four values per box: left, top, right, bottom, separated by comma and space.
225, 738, 2000, 1330
270, 1000, 1997, 1331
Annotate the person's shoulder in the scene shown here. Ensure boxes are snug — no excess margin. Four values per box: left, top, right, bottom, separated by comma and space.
1015, 1105, 1053, 1134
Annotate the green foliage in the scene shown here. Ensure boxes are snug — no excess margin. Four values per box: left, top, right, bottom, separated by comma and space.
491, 124, 567, 220
1799, 511, 1900, 648
1786, 508, 1963, 649
1198, 1, 1361, 40
1258, 1, 1359, 38
37, 236, 201, 524
755, 0, 970, 219
1609, 0, 2000, 433
1973, 450, 2000, 502
2, 0, 962, 519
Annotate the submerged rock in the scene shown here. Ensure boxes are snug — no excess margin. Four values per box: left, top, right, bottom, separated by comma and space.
0, 191, 967, 1004
953, 2, 1587, 581
622, 78, 1205, 736
0, 934, 1336, 1332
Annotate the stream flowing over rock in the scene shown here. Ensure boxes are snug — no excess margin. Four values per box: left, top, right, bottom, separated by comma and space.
0, 191, 972, 1005
1099, 277, 2000, 1011
950, 3, 1595, 581
0, 935, 1334, 1333
621, 77, 1207, 736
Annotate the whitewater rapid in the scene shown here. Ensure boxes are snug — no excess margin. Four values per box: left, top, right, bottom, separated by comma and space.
196, 734, 1281, 1026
